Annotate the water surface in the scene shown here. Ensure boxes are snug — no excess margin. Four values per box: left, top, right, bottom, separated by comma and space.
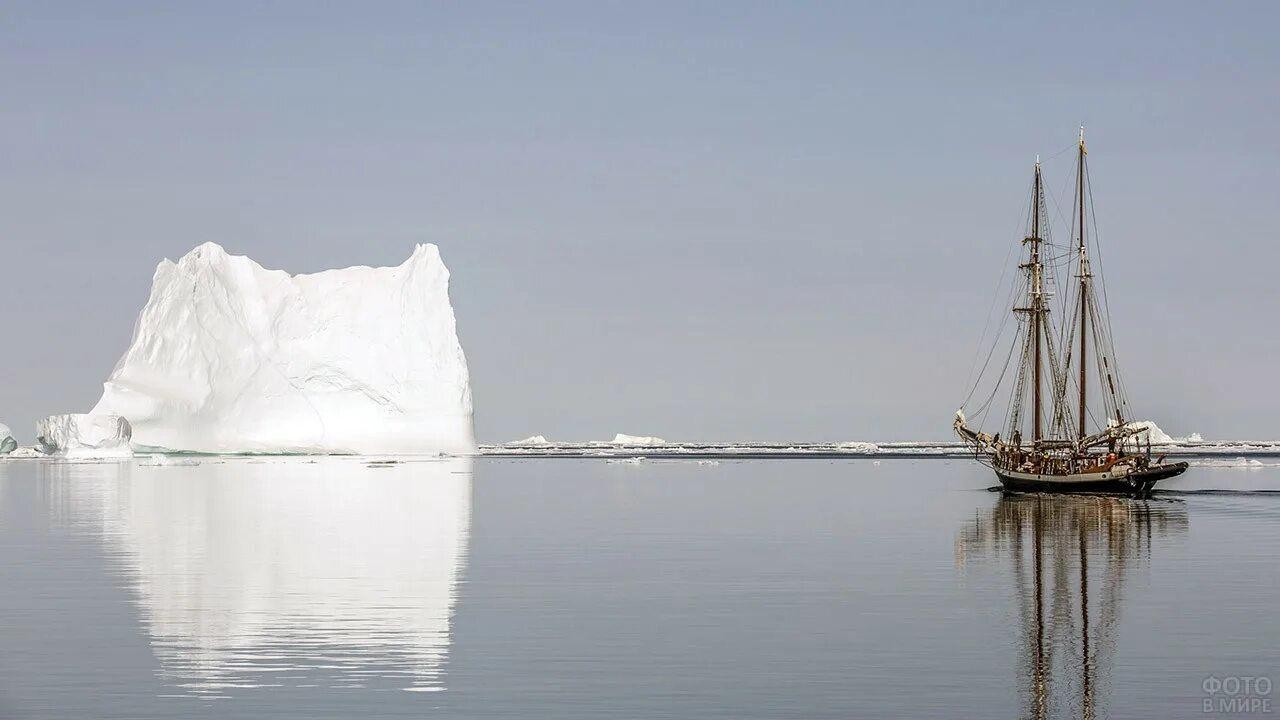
0, 457, 1275, 718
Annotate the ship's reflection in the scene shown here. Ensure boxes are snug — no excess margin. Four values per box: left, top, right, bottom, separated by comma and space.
43, 457, 472, 695
957, 494, 1188, 719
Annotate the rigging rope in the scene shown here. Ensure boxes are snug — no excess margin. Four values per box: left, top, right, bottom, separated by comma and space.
958, 180, 1034, 410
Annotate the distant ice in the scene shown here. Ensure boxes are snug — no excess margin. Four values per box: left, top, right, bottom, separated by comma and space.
1191, 457, 1274, 469
480, 437, 1280, 459
506, 435, 549, 445
609, 433, 666, 446
1121, 420, 1204, 445
36, 414, 134, 459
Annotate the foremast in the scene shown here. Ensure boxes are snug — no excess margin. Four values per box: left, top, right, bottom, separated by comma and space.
1015, 159, 1049, 446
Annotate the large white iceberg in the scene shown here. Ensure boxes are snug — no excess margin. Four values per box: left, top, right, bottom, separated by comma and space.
0, 423, 16, 455
36, 414, 134, 459
91, 242, 475, 455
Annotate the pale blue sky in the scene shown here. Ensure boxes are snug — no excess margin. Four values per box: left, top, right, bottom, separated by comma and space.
1, 2, 1277, 442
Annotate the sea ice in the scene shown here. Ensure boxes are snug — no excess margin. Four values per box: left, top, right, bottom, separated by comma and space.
836, 441, 880, 453
0, 423, 15, 455
609, 433, 666, 446
36, 414, 134, 459
135, 454, 202, 467
91, 242, 475, 455
1192, 457, 1272, 469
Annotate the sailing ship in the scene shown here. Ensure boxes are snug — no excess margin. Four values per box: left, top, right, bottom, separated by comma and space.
954, 129, 1188, 496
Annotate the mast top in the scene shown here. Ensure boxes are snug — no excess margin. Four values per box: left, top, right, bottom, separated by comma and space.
1079, 125, 1087, 154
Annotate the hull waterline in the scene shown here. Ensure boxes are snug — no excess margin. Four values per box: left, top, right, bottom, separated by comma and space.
994, 461, 1189, 496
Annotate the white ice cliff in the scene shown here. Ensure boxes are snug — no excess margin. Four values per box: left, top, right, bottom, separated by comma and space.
0, 423, 16, 455
91, 242, 475, 454
36, 414, 134, 459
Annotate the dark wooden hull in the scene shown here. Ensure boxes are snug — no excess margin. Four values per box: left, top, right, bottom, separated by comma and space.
995, 461, 1189, 496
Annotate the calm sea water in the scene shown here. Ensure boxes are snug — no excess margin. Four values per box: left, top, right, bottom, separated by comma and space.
0, 456, 1277, 719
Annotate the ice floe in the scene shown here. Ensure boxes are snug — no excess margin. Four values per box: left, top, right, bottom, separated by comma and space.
608, 433, 666, 446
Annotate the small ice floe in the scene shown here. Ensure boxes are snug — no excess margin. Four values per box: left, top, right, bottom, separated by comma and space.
6, 446, 43, 458
608, 433, 666, 446
1192, 457, 1272, 469
696, 460, 720, 466
606, 457, 646, 464
136, 454, 201, 467
836, 441, 880, 454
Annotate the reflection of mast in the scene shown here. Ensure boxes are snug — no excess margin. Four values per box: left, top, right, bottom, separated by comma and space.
1079, 518, 1092, 720
957, 495, 1187, 718
1032, 500, 1047, 720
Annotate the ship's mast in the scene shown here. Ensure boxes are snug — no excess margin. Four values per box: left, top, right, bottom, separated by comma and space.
1031, 160, 1044, 444
1014, 159, 1048, 445
1076, 127, 1089, 440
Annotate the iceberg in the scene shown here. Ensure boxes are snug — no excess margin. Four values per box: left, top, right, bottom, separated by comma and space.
1122, 420, 1203, 445
36, 414, 134, 459
0, 423, 15, 455
608, 433, 666, 446
506, 435, 549, 445
91, 242, 475, 455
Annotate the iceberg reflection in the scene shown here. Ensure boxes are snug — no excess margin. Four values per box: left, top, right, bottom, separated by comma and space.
44, 457, 471, 695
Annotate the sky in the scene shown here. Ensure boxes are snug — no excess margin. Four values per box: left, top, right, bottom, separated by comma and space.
1, 1, 1277, 443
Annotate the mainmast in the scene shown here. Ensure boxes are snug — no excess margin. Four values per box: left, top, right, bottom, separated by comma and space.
1031, 160, 1044, 444
1076, 126, 1089, 440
